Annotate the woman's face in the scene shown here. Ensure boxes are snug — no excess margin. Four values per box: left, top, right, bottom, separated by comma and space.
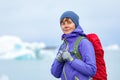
61, 18, 75, 34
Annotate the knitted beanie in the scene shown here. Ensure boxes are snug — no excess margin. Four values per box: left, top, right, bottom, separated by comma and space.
60, 11, 79, 27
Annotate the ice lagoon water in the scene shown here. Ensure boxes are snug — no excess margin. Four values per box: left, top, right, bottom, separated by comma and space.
0, 49, 120, 80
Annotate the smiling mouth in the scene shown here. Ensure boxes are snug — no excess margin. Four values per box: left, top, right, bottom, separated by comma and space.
64, 29, 70, 31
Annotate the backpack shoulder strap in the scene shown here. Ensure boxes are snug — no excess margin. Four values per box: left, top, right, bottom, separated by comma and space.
71, 36, 85, 60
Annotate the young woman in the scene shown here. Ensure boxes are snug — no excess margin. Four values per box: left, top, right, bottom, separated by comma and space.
51, 11, 96, 80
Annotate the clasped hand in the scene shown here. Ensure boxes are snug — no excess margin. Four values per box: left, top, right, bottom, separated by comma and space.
56, 49, 73, 62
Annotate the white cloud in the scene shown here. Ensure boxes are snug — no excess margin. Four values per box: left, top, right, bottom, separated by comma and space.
0, 74, 9, 80
0, 0, 120, 46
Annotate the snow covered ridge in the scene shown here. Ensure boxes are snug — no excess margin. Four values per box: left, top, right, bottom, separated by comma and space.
0, 35, 56, 60
104, 44, 120, 51
0, 35, 119, 60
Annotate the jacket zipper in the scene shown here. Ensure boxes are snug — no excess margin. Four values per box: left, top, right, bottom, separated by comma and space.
63, 65, 67, 80
75, 76, 79, 80
63, 39, 69, 80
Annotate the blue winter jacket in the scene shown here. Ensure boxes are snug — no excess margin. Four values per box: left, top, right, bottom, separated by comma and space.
51, 25, 97, 80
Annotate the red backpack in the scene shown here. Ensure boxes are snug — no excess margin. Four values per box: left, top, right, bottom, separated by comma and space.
71, 33, 107, 80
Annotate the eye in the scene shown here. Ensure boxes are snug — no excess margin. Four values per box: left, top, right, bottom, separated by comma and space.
61, 22, 65, 25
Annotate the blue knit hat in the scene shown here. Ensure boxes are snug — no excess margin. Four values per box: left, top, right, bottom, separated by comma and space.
60, 11, 79, 27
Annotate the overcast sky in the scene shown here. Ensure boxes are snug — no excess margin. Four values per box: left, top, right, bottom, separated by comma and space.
0, 0, 120, 46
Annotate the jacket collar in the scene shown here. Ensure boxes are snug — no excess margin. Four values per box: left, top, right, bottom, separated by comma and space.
62, 25, 86, 40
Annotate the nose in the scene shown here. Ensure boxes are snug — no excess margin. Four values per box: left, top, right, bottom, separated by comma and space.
64, 22, 69, 27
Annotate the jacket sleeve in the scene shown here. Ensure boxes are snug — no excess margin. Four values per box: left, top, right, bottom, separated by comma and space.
51, 44, 65, 78
51, 59, 64, 78
69, 39, 97, 77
